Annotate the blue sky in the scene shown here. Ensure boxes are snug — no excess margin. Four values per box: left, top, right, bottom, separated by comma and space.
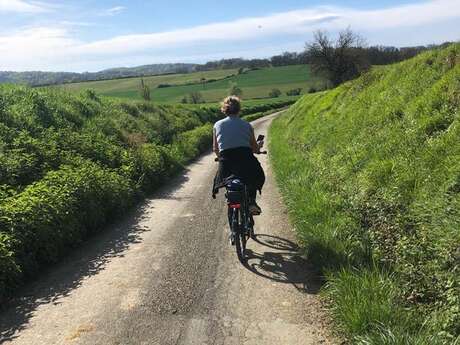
0, 0, 459, 72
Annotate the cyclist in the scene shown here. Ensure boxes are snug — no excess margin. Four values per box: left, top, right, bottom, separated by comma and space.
212, 96, 265, 215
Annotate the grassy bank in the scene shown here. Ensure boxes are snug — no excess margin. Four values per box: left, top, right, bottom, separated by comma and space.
269, 44, 459, 343
0, 85, 286, 301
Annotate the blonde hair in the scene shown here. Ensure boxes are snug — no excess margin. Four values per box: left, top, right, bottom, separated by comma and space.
221, 96, 241, 116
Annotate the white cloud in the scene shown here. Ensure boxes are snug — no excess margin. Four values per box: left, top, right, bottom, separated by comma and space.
335, 0, 460, 29
0, 27, 79, 70
73, 0, 460, 56
59, 21, 95, 27
100, 6, 125, 16
0, 0, 50, 13
1, 0, 459, 71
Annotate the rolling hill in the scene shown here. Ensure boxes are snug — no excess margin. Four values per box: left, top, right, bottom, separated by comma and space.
57, 65, 325, 103
0, 63, 197, 86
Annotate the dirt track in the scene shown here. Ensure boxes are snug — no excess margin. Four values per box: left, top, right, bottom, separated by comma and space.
0, 112, 336, 345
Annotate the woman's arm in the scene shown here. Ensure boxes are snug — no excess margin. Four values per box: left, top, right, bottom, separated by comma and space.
250, 127, 260, 153
213, 128, 219, 156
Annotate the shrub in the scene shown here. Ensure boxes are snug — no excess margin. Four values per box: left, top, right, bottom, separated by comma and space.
129, 144, 171, 192
0, 161, 134, 297
171, 124, 213, 164
188, 91, 205, 104
240, 99, 296, 116
0, 233, 21, 298
286, 88, 302, 96
229, 82, 243, 97
269, 88, 282, 98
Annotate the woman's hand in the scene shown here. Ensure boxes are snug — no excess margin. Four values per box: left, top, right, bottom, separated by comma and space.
256, 139, 264, 151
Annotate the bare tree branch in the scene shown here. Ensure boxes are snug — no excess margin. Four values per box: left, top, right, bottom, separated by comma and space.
306, 28, 370, 86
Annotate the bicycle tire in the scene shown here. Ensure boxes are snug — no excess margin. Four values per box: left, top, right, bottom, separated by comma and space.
234, 209, 246, 263
249, 215, 255, 239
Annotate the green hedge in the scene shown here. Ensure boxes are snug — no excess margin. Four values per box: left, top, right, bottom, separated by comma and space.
0, 128, 211, 300
270, 44, 459, 342
0, 86, 221, 300
0, 161, 133, 284
240, 98, 296, 116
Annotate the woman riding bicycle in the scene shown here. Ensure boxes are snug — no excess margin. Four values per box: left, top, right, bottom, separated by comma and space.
212, 96, 265, 215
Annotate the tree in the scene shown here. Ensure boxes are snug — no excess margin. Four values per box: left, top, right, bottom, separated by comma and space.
269, 88, 282, 98
139, 78, 151, 101
188, 91, 204, 104
305, 28, 369, 86
228, 82, 243, 97
84, 89, 99, 101
270, 52, 304, 66
286, 88, 302, 96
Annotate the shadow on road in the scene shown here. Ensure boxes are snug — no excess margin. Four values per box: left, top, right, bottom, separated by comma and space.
243, 234, 323, 294
0, 169, 192, 342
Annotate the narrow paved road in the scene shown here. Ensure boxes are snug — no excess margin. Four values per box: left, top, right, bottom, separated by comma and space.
0, 113, 336, 345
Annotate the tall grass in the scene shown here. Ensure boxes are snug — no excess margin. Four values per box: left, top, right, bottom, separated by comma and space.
270, 44, 460, 343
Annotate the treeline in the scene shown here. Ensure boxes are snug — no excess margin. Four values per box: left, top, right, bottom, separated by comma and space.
195, 42, 453, 71
0, 63, 197, 87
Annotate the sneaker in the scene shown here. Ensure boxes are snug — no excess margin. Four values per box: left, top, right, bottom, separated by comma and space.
249, 203, 262, 215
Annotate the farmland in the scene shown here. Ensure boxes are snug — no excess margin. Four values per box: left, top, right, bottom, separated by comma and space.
57, 65, 323, 102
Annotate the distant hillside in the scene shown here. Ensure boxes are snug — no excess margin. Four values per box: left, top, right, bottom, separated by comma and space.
95, 63, 197, 79
60, 65, 324, 103
0, 63, 197, 86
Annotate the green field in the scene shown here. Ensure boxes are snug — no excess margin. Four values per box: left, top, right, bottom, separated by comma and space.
270, 44, 459, 342
57, 65, 323, 102
60, 68, 237, 95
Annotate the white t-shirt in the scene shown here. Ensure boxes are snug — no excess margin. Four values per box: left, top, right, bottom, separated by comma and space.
213, 116, 253, 152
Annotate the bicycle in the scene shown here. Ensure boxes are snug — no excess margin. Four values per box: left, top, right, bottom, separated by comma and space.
214, 150, 266, 263
225, 177, 255, 263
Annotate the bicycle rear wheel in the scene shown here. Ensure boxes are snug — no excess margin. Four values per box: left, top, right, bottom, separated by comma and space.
249, 215, 255, 239
234, 208, 247, 263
